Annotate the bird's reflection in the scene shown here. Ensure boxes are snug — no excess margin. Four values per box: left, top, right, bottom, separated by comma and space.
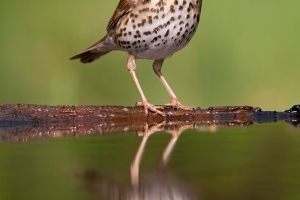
80, 122, 197, 200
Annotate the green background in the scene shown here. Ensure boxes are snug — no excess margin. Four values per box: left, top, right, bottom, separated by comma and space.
1, 0, 299, 110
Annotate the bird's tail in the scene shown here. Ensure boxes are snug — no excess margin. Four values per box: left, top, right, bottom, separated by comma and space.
70, 35, 111, 63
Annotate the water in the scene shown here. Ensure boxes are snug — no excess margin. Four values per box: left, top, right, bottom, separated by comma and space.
0, 110, 300, 200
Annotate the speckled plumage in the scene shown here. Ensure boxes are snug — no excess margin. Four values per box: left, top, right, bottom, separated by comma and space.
70, 0, 203, 116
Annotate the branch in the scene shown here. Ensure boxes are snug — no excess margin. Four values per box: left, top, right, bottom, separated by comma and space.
0, 104, 260, 122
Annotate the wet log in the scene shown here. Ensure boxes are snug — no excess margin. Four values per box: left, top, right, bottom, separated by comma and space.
0, 104, 299, 141
0, 104, 260, 123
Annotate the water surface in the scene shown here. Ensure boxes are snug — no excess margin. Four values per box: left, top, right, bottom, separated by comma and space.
1, 119, 300, 200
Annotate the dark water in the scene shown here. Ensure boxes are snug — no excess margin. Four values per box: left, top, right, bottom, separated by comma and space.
1, 118, 300, 200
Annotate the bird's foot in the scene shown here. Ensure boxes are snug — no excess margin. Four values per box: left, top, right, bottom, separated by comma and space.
164, 98, 200, 111
136, 100, 166, 116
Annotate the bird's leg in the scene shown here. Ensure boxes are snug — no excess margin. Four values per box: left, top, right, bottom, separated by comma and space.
127, 55, 166, 116
153, 59, 198, 111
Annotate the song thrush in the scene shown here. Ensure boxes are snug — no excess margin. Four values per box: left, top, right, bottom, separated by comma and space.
70, 0, 203, 116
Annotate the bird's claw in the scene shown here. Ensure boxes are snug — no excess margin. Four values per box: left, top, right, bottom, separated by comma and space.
136, 101, 166, 116
164, 99, 200, 111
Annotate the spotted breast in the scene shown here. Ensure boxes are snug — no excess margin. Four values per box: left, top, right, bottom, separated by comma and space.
113, 0, 202, 59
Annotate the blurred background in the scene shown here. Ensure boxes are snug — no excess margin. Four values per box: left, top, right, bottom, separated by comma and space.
0, 0, 299, 110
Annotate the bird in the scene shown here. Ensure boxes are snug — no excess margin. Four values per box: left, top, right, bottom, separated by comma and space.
70, 0, 203, 116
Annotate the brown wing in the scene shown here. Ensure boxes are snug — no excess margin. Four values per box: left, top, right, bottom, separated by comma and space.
106, 0, 136, 31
